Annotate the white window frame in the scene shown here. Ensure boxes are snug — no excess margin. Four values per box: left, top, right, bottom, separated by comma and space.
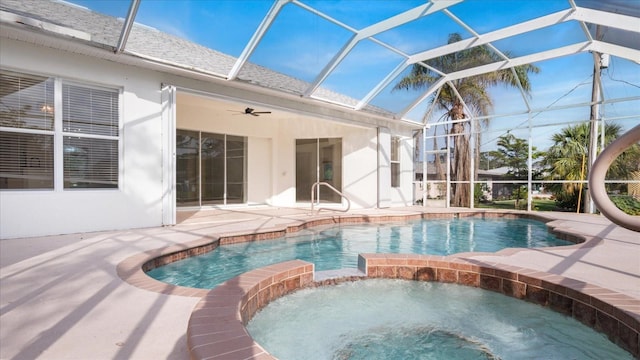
391, 136, 401, 188
0, 68, 122, 192
0, 70, 55, 190
59, 79, 122, 190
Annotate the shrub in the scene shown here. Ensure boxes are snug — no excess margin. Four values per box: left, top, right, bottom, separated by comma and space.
552, 190, 580, 212
610, 195, 640, 215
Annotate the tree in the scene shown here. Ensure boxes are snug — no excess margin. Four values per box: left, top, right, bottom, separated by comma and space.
543, 122, 640, 211
494, 133, 542, 208
394, 33, 539, 207
479, 150, 505, 170
495, 133, 544, 180
496, 133, 529, 180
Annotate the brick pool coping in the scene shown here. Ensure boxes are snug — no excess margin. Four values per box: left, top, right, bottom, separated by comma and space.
188, 260, 315, 359
186, 256, 639, 359
114, 211, 638, 358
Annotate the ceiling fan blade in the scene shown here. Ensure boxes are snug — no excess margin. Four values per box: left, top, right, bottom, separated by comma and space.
232, 107, 271, 116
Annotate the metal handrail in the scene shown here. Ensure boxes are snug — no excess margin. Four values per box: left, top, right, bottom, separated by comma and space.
588, 124, 640, 232
311, 182, 351, 213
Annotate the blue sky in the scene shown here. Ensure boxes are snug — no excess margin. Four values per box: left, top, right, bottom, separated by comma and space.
71, 0, 639, 150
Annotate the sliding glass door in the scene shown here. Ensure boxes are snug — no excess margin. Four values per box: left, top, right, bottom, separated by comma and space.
201, 133, 225, 204
225, 135, 247, 204
176, 129, 246, 206
176, 130, 199, 206
296, 138, 342, 203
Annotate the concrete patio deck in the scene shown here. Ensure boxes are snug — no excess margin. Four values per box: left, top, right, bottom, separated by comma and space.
1, 206, 638, 359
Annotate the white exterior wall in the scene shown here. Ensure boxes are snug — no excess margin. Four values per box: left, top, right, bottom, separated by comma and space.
177, 102, 382, 209
343, 128, 379, 209
1, 39, 165, 239
247, 137, 272, 205
1, 39, 415, 238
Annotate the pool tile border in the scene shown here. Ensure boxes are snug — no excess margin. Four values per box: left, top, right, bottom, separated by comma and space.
116, 211, 588, 296
187, 260, 314, 360
186, 256, 639, 359
358, 254, 640, 357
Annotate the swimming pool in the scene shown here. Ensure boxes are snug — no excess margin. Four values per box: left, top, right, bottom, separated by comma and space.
148, 217, 573, 289
246, 279, 633, 360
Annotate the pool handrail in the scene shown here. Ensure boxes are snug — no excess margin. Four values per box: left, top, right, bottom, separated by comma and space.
311, 181, 351, 213
588, 123, 640, 232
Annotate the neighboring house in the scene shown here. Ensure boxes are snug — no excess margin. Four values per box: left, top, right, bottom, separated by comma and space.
414, 164, 513, 202
0, 1, 418, 239
478, 167, 549, 201
415, 164, 546, 203
477, 167, 512, 201
413, 161, 445, 202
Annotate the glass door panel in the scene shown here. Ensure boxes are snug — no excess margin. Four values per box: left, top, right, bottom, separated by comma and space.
296, 139, 317, 202
176, 130, 199, 206
226, 135, 247, 204
319, 138, 342, 202
177, 130, 247, 207
201, 132, 225, 205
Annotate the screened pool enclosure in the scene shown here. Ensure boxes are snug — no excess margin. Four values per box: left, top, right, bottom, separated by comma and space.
2, 0, 639, 214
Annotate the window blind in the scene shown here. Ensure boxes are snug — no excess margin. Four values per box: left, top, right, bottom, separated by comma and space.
0, 70, 54, 131
62, 84, 119, 136
0, 70, 55, 189
1, 69, 120, 190
62, 83, 119, 189
63, 137, 118, 188
0, 132, 54, 189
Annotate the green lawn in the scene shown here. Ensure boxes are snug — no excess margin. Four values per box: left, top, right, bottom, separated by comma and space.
476, 199, 558, 211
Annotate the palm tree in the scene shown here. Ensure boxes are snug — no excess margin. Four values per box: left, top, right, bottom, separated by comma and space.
543, 122, 639, 211
394, 33, 539, 207
544, 124, 592, 192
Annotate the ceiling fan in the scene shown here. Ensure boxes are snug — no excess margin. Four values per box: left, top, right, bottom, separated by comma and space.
241, 107, 271, 116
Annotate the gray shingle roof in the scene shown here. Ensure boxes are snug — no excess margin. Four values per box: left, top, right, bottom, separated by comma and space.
1, 0, 396, 118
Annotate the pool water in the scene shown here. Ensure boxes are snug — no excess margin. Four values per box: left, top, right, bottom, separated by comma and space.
147, 218, 573, 289
246, 279, 633, 360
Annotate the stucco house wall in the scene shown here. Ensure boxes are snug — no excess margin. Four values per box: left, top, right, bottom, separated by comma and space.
1, 38, 415, 239
1, 38, 165, 239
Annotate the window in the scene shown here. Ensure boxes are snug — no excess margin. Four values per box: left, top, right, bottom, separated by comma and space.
62, 83, 119, 188
391, 136, 401, 188
176, 129, 247, 206
0, 69, 120, 190
1, 71, 54, 189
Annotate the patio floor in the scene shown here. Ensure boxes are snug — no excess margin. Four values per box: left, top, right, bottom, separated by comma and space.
1, 206, 638, 359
